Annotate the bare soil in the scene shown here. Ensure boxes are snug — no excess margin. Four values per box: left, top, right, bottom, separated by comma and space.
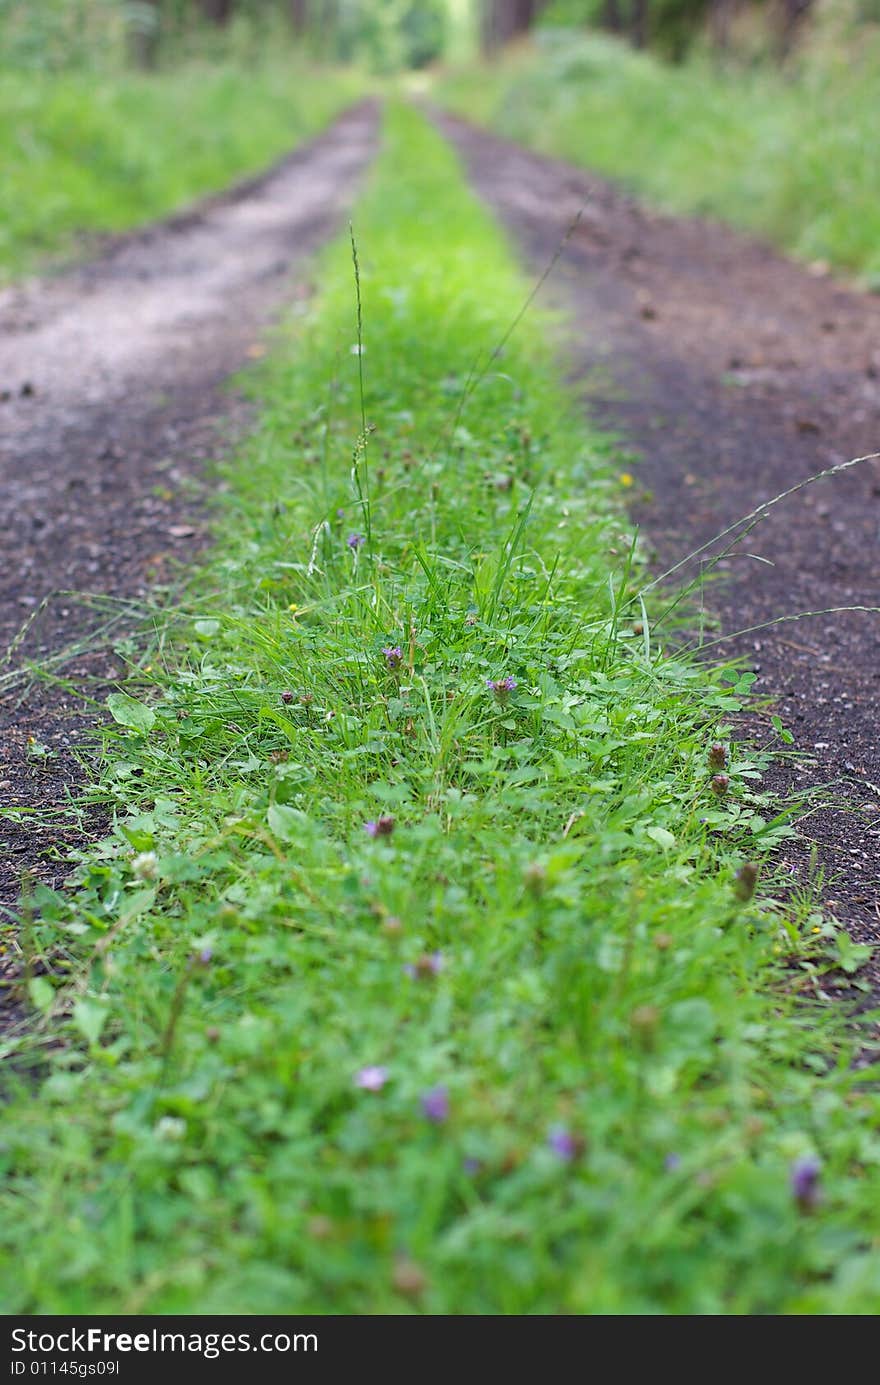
0, 102, 379, 1005
436, 111, 880, 985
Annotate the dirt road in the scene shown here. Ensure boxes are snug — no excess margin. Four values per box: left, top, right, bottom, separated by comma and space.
437, 111, 880, 969
0, 102, 379, 929
3, 97, 878, 994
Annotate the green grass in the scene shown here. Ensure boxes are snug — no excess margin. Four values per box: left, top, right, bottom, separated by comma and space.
437, 30, 880, 282
0, 56, 364, 281
2, 102, 879, 1315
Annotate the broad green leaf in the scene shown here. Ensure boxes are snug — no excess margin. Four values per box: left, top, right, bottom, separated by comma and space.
267, 802, 310, 842
646, 825, 676, 850
106, 693, 155, 734
28, 976, 54, 1013
72, 998, 109, 1047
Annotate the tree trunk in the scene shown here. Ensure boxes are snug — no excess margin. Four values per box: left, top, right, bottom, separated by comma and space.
482, 0, 539, 53
200, 0, 234, 24
630, 0, 648, 49
318, 0, 338, 58
126, 0, 161, 69
602, 0, 623, 34
290, 0, 308, 34
710, 0, 736, 53
777, 0, 814, 59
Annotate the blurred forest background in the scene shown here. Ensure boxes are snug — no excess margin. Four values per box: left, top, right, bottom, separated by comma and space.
1, 0, 878, 276
2, 0, 874, 69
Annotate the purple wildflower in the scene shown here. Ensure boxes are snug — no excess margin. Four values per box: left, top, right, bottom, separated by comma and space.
664, 1153, 682, 1172
548, 1125, 584, 1162
280, 690, 294, 705
790, 1155, 821, 1211
382, 645, 403, 671
420, 1086, 449, 1124
354, 1065, 388, 1092
364, 815, 395, 839
487, 675, 518, 703
710, 773, 730, 796
463, 1156, 483, 1176
347, 532, 365, 550
403, 952, 444, 980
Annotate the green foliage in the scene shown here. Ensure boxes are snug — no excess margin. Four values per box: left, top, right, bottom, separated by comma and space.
438, 29, 880, 279
0, 0, 124, 71
0, 58, 362, 280
0, 0, 453, 75
327, 0, 449, 70
2, 104, 878, 1314
541, 0, 714, 59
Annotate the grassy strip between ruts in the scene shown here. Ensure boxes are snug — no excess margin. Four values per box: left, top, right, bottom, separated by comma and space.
0, 56, 364, 282
436, 31, 880, 284
2, 102, 879, 1315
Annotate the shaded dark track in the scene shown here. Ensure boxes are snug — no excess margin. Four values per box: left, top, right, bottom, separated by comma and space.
436, 109, 880, 976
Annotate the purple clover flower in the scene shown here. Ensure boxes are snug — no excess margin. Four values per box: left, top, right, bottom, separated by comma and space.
463, 1156, 483, 1176
347, 533, 365, 550
403, 952, 444, 981
548, 1125, 583, 1162
364, 816, 395, 839
382, 645, 403, 671
664, 1153, 682, 1172
420, 1086, 449, 1124
280, 690, 294, 705
790, 1155, 821, 1211
354, 1065, 388, 1092
487, 676, 518, 703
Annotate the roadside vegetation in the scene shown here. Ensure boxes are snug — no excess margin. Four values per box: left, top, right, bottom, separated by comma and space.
437, 26, 880, 282
0, 58, 363, 281
2, 103, 878, 1314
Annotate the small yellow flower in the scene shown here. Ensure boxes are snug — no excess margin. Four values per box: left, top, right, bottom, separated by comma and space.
619, 472, 634, 488
812, 926, 821, 934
